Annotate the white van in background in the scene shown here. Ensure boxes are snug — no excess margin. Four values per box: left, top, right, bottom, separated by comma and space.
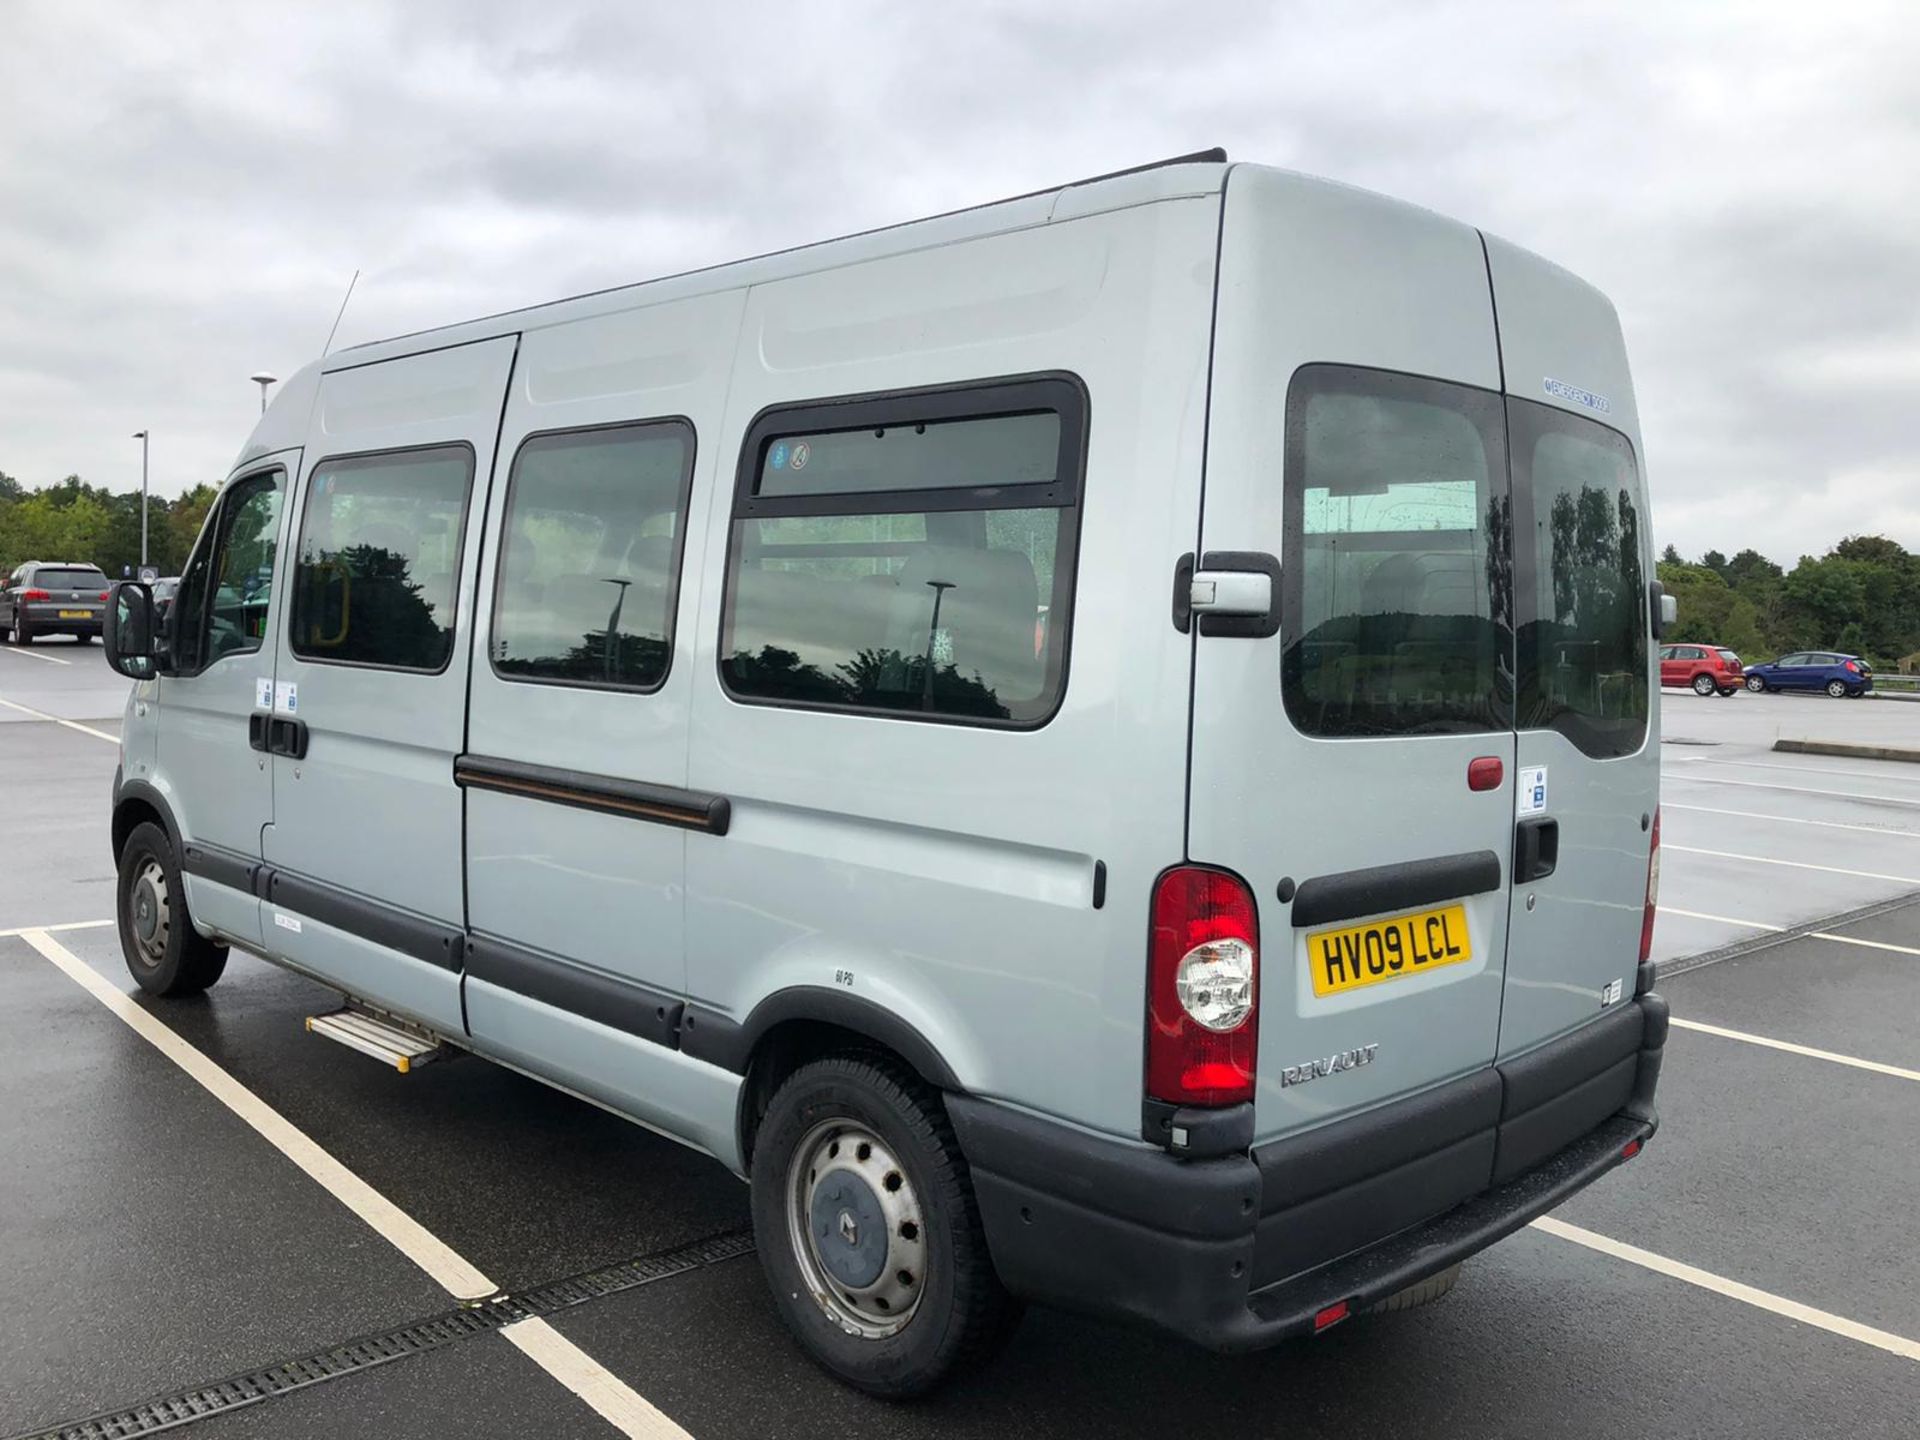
105, 150, 1669, 1396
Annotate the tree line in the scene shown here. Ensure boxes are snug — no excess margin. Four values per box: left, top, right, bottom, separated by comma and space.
0, 470, 217, 579
1657, 534, 1920, 668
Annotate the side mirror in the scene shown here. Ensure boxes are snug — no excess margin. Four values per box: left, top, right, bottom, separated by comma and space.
1648, 581, 1677, 641
105, 582, 158, 680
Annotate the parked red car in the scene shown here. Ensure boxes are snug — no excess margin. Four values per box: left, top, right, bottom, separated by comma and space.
1659, 642, 1744, 696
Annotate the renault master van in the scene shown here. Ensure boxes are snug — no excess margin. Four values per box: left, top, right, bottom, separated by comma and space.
104, 151, 1669, 1397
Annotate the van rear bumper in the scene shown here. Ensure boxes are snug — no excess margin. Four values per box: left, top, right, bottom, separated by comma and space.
947, 993, 1666, 1351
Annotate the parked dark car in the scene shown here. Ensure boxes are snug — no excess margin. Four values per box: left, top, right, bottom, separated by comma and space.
1659, 643, 1744, 696
0, 561, 110, 643
1742, 651, 1874, 698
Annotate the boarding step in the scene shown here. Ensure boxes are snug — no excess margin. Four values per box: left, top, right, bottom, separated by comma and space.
305, 1006, 449, 1074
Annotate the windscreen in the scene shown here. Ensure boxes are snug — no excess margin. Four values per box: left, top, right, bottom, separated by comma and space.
1281, 365, 1511, 738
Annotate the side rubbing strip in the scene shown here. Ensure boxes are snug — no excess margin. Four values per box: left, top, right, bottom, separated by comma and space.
466, 933, 684, 1050
1290, 850, 1503, 930
454, 753, 730, 836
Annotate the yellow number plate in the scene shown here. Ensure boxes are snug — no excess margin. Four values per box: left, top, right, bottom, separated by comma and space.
58, 609, 89, 619
1308, 903, 1472, 998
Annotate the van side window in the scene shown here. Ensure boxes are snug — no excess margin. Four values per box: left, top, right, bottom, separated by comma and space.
173, 471, 282, 673
490, 421, 695, 691
1510, 399, 1648, 760
720, 377, 1086, 727
1281, 365, 1512, 739
289, 445, 474, 671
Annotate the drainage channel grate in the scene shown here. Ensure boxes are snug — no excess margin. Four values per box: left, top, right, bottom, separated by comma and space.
9, 1229, 755, 1440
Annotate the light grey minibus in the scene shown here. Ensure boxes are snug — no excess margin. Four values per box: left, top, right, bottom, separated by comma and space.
105, 151, 1669, 1396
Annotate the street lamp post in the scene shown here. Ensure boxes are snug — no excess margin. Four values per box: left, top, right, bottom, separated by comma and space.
132, 430, 149, 568
249, 372, 278, 414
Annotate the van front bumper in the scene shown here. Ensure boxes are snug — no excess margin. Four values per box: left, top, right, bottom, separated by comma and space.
947, 993, 1665, 1351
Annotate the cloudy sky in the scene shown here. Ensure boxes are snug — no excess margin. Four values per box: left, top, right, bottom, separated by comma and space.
2, 0, 1915, 562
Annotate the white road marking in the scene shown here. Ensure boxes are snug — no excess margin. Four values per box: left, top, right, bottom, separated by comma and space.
1664, 803, 1920, 840
1660, 907, 1783, 931
1531, 1216, 1920, 1363
1664, 845, 1920, 887
0, 917, 115, 939
1669, 1015, 1920, 1084
1686, 756, 1920, 785
1659, 907, 1920, 958
17, 927, 693, 1439
0, 643, 72, 665
1664, 772, 1920, 808
0, 694, 119, 743
504, 1319, 691, 1439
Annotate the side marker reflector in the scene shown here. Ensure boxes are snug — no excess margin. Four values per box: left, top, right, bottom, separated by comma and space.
1313, 1300, 1350, 1332
1621, 1139, 1642, 1160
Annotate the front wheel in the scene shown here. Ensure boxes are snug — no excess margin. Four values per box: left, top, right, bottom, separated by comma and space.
750, 1055, 1019, 1398
116, 821, 229, 996
1691, 674, 1716, 696
1826, 679, 1849, 698
1746, 675, 1767, 693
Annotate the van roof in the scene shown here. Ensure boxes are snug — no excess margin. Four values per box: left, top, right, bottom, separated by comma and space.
324, 149, 1233, 373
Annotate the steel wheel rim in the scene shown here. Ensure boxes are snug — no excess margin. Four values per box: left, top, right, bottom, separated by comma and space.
786, 1118, 926, 1340
128, 857, 170, 967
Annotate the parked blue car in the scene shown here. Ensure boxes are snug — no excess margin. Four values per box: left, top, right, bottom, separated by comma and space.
1742, 650, 1875, 697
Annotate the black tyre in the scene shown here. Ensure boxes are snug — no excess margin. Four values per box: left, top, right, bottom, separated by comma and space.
1718, 687, 1738, 697
1690, 673, 1715, 696
749, 1054, 1019, 1398
1367, 1261, 1463, 1315
1826, 679, 1848, 698
116, 821, 228, 996
15, 615, 32, 644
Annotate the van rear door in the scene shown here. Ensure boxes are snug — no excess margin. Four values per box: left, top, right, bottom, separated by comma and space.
1193, 171, 1514, 1144
1483, 236, 1657, 1058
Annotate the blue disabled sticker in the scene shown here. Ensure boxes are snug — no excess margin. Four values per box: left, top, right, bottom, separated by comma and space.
770, 441, 790, 470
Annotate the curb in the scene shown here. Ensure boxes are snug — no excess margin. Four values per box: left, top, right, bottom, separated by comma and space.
1773, 738, 1920, 764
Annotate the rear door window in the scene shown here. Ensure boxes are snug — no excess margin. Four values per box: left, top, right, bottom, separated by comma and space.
1280, 365, 1511, 738
1510, 399, 1648, 760
32, 568, 105, 591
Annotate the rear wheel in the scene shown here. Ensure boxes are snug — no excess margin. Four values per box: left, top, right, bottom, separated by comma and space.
116, 821, 228, 996
1745, 675, 1767, 693
1368, 1261, 1463, 1314
1691, 673, 1716, 696
750, 1054, 1019, 1398
1826, 679, 1848, 698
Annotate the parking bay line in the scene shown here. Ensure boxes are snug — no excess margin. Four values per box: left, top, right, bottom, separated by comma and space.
0, 917, 114, 940
1660, 907, 1920, 958
16, 927, 691, 1440
1668, 1015, 1920, 1084
0, 693, 119, 743
1663, 845, 1920, 887
1684, 756, 1920, 786
1664, 773, 1920, 808
1665, 803, 1920, 840
1530, 1216, 1920, 1364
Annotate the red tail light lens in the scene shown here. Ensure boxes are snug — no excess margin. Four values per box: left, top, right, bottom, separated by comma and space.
1845, 660, 1861, 673
98, 590, 109, 602
22, 588, 50, 601
1147, 866, 1259, 1106
1638, 808, 1661, 966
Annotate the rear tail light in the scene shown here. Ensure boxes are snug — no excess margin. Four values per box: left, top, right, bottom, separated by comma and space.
1638, 808, 1661, 967
1147, 866, 1259, 1107
22, 588, 50, 601
1845, 660, 1861, 673
98, 590, 109, 601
